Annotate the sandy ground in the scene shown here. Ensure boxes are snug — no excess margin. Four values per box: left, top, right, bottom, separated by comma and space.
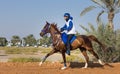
0, 62, 120, 74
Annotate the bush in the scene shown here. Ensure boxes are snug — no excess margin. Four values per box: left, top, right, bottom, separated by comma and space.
80, 22, 120, 63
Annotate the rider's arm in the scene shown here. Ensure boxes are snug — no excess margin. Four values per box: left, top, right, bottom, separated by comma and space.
67, 21, 73, 31
61, 24, 67, 31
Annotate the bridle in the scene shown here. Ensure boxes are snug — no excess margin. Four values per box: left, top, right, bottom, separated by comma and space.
41, 23, 62, 47
41, 23, 50, 34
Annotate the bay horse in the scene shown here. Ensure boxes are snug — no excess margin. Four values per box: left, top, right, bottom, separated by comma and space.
39, 22, 105, 70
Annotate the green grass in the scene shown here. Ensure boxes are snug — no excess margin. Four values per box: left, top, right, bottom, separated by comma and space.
40, 47, 52, 53
0, 47, 82, 55
5, 48, 21, 54
0, 47, 52, 54
66, 55, 85, 62
8, 57, 41, 62
71, 49, 80, 54
66, 55, 76, 62
5, 47, 40, 54
0, 47, 8, 50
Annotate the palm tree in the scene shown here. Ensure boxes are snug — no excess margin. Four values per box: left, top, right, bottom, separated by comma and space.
80, 0, 120, 29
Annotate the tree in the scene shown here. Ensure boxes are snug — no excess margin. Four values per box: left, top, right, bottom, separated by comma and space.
0, 37, 7, 46
80, 0, 120, 29
40, 36, 52, 47
23, 34, 37, 46
11, 35, 21, 46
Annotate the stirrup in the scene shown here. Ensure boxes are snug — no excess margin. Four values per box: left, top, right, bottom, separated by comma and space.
66, 50, 70, 55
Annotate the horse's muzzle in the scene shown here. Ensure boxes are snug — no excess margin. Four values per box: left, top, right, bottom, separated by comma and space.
40, 32, 44, 37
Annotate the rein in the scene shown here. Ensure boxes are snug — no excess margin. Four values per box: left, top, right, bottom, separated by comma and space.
48, 24, 62, 47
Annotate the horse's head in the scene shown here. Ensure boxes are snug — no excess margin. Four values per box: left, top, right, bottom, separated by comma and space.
40, 21, 50, 37
40, 21, 61, 37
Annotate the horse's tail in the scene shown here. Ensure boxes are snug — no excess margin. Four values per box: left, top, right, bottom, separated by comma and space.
88, 35, 106, 50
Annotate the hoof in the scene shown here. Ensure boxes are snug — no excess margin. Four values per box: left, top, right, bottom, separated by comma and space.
82, 63, 88, 69
98, 59, 105, 65
100, 63, 105, 65
39, 62, 43, 66
82, 67, 87, 69
61, 66, 67, 70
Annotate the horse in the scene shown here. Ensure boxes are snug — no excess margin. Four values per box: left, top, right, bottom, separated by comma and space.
39, 22, 105, 70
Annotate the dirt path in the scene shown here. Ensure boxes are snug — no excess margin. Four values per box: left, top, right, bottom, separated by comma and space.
0, 62, 120, 74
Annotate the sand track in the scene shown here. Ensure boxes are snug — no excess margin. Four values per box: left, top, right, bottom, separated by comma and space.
0, 62, 120, 74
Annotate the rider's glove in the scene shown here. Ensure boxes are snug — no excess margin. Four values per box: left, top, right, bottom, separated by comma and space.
60, 28, 64, 32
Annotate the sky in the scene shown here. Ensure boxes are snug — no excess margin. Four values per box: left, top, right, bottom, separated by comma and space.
0, 0, 120, 40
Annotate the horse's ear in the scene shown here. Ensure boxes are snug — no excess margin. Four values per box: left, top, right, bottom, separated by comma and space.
46, 21, 49, 24
55, 24, 57, 27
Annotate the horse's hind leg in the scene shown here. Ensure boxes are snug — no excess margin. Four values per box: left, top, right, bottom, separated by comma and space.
88, 50, 104, 65
79, 47, 89, 68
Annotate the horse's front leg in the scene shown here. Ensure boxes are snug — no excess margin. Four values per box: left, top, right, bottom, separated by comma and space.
39, 49, 57, 66
61, 52, 67, 70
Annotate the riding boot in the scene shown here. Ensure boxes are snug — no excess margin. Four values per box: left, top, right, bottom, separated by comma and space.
66, 34, 73, 55
66, 43, 71, 55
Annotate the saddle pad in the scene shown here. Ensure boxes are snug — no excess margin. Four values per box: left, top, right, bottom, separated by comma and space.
61, 32, 76, 45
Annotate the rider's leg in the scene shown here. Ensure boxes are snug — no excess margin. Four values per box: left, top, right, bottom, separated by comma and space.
66, 34, 74, 55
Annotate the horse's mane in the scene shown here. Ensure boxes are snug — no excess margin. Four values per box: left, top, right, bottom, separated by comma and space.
51, 23, 61, 34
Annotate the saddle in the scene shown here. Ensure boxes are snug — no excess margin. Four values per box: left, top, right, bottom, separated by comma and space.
61, 32, 76, 45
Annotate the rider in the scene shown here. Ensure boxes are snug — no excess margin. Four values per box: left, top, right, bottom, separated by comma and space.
61, 13, 76, 55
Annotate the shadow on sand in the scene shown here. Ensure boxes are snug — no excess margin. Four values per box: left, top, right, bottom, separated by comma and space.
69, 62, 114, 69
